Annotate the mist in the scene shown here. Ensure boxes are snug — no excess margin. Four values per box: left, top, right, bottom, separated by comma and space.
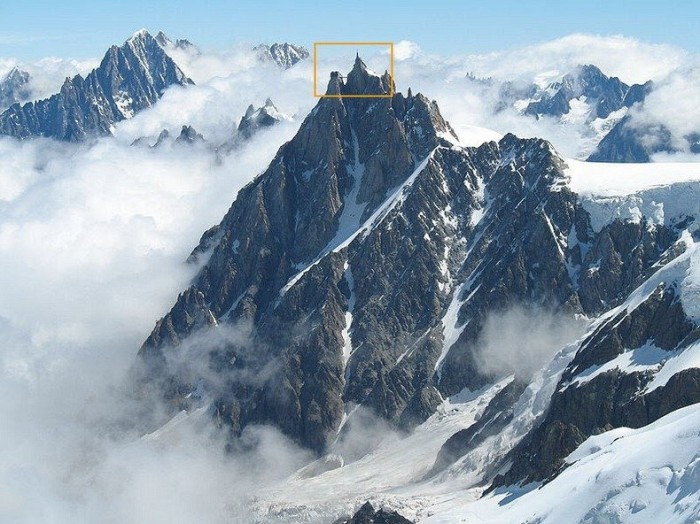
0, 49, 311, 522
474, 306, 589, 381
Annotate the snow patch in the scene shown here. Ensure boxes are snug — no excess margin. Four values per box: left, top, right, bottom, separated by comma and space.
568, 343, 669, 388
279, 149, 437, 297
341, 262, 356, 369
681, 246, 700, 321
561, 95, 591, 125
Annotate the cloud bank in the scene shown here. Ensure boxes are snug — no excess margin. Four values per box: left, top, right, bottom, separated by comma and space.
0, 50, 309, 521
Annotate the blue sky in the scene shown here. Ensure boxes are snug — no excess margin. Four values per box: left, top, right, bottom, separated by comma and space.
1, 0, 698, 61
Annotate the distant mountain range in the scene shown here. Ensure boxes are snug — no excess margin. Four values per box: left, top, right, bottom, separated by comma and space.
0, 30, 192, 141
491, 63, 700, 162
7, 31, 687, 163
255, 42, 310, 69
0, 31, 310, 142
500, 64, 649, 121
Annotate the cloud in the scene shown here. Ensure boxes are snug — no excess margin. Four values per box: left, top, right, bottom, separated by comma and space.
393, 40, 421, 61
473, 306, 588, 381
627, 61, 700, 152
0, 53, 308, 521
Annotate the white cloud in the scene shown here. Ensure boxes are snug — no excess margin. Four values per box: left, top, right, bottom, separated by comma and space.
393, 40, 421, 61
474, 306, 588, 380
629, 62, 700, 151
0, 56, 305, 520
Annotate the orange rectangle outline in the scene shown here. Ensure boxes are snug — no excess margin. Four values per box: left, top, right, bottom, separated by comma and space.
313, 42, 394, 98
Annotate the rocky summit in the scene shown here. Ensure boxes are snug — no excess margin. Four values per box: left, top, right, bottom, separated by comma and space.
0, 29, 192, 141
520, 64, 646, 121
0, 67, 31, 111
336, 502, 413, 524
255, 42, 310, 69
138, 55, 700, 500
237, 98, 289, 139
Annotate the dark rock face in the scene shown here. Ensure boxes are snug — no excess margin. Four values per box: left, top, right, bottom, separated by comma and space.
0, 30, 192, 141
0, 67, 31, 111
524, 65, 637, 120
574, 220, 677, 312
336, 502, 413, 524
138, 56, 699, 465
255, 43, 310, 69
494, 278, 700, 487
435, 135, 582, 396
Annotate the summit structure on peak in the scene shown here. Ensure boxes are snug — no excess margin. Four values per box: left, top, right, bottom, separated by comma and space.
0, 29, 193, 141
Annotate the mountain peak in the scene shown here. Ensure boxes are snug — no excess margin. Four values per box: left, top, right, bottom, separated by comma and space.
6, 66, 26, 81
0, 67, 31, 111
154, 31, 197, 52
324, 56, 392, 97
353, 52, 366, 70
236, 98, 289, 139
0, 30, 192, 141
255, 42, 310, 69
128, 28, 152, 42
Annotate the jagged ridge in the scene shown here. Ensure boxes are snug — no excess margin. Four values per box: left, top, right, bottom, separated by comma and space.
0, 30, 193, 141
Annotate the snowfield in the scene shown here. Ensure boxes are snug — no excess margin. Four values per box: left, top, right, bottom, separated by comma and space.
243, 371, 700, 523
566, 158, 700, 197
422, 403, 700, 524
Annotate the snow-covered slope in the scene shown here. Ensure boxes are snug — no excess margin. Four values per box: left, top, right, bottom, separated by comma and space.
424, 403, 700, 523
241, 158, 700, 522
